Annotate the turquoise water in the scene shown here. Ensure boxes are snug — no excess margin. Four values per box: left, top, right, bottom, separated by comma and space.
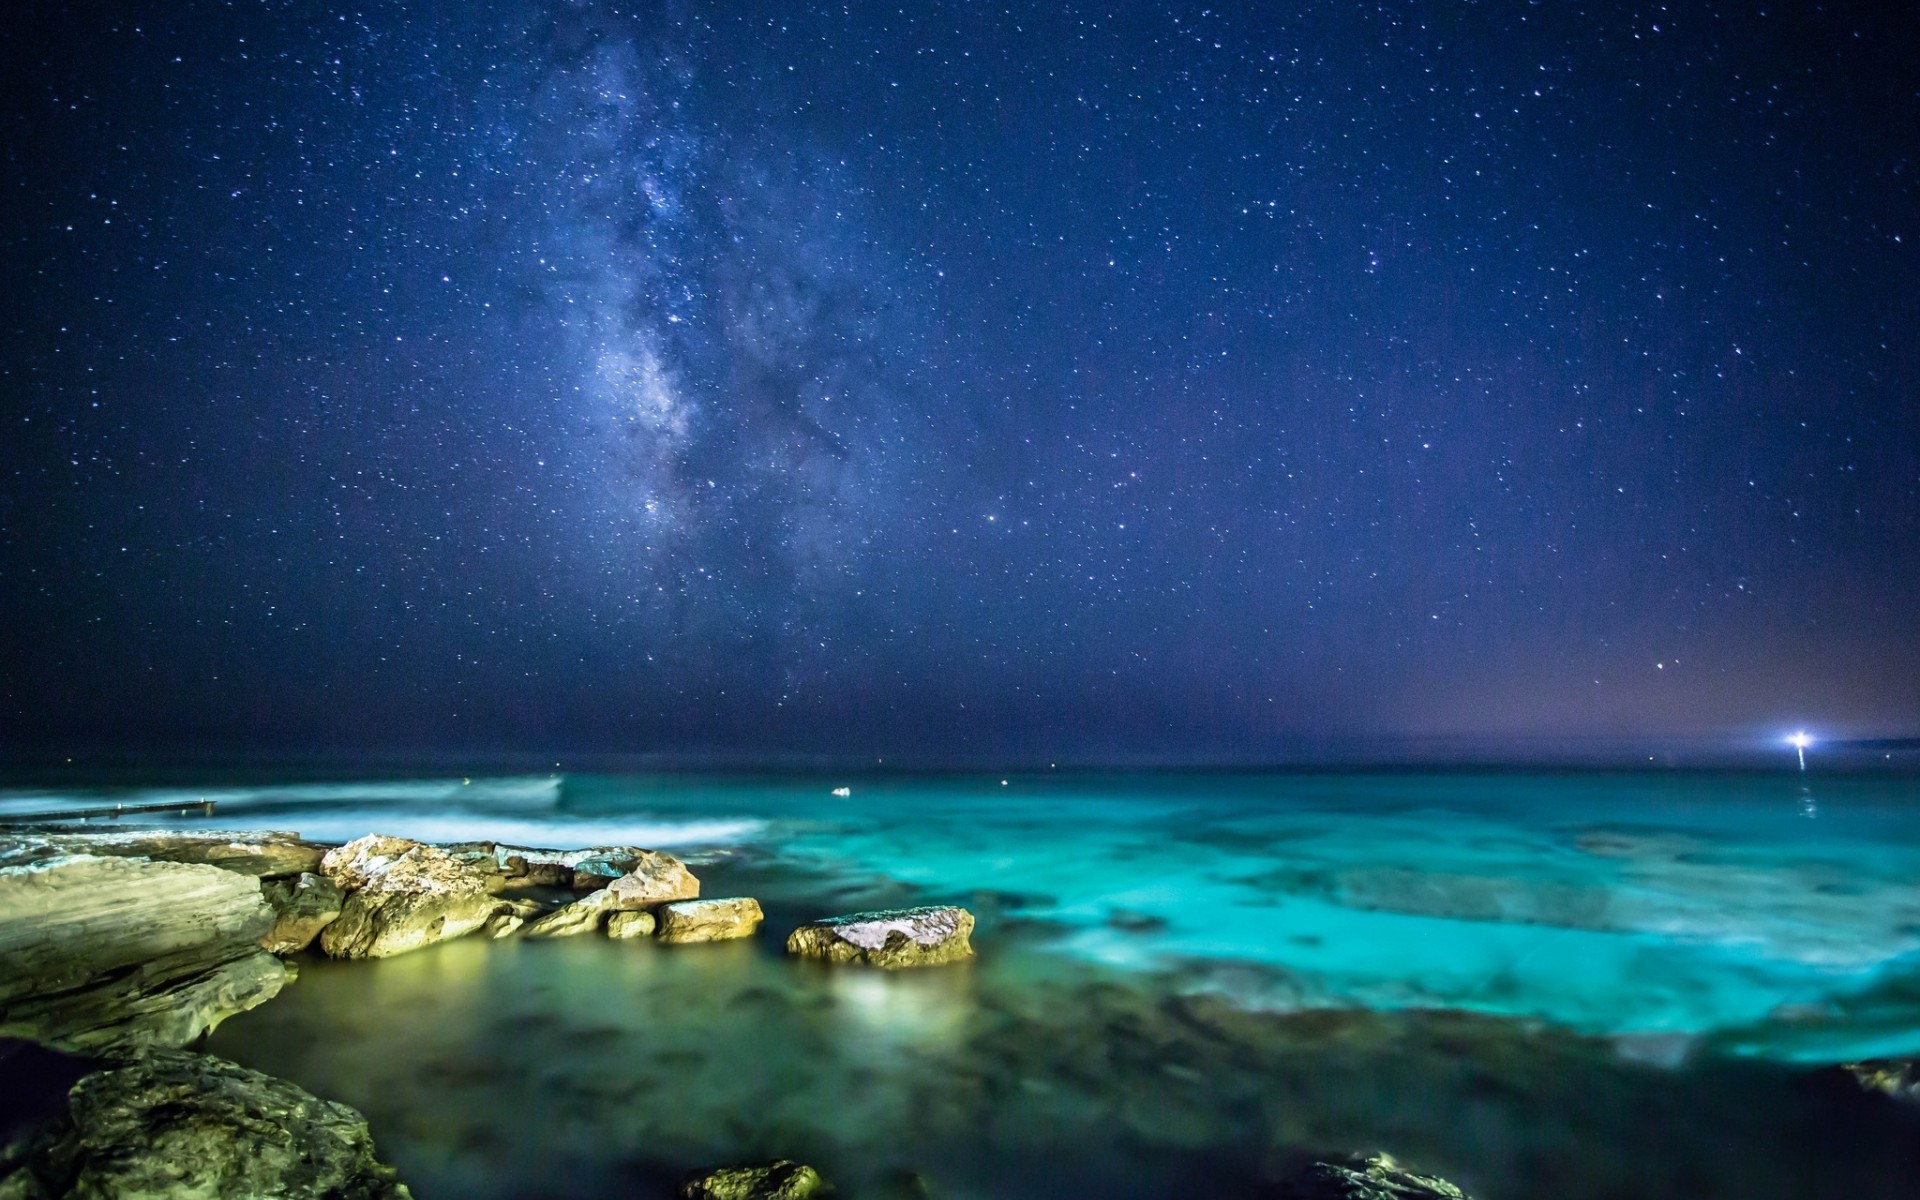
12, 770, 1920, 1060
18, 768, 1920, 1198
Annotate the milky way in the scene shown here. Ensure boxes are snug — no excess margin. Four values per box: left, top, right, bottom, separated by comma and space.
2, 1, 1916, 759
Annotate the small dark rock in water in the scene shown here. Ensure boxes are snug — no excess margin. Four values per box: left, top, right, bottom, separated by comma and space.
678, 1160, 825, 1200
0, 1049, 411, 1199
786, 906, 974, 968
1278, 1153, 1471, 1199
259, 871, 344, 954
1843, 1059, 1920, 1104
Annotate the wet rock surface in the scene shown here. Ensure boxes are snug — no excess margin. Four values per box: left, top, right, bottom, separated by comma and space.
786, 906, 974, 968
0, 855, 286, 1051
260, 871, 345, 954
1277, 1153, 1471, 1199
0, 831, 329, 879
656, 898, 763, 944
678, 1160, 826, 1200
318, 835, 505, 959
607, 910, 658, 939
522, 888, 619, 938
0, 1049, 411, 1199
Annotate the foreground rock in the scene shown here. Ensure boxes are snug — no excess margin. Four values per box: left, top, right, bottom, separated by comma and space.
1841, 1058, 1920, 1104
596, 849, 701, 905
259, 872, 345, 954
0, 1049, 411, 1199
656, 898, 763, 944
786, 906, 974, 968
521, 888, 619, 938
0, 856, 286, 1052
0, 830, 328, 879
317, 835, 505, 959
1278, 1153, 1471, 1199
678, 1161, 825, 1200
606, 910, 657, 939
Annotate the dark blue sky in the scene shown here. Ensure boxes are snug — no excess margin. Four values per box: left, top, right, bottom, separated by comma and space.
3, 1, 1916, 762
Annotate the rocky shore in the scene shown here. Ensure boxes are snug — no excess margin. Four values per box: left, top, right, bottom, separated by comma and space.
8, 824, 1909, 1199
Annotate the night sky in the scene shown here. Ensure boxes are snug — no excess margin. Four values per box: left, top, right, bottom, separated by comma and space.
3, 1, 1916, 762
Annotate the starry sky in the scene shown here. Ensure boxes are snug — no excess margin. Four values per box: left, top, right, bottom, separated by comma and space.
2, 1, 1916, 763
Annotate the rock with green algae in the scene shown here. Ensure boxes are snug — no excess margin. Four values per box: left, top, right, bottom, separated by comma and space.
259, 871, 344, 954
785, 906, 974, 969
0, 855, 286, 1052
0, 1050, 411, 1200
678, 1160, 826, 1200
1278, 1153, 1472, 1199
317, 835, 506, 959
656, 897, 763, 944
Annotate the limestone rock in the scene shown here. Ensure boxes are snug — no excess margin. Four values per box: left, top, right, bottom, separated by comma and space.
0, 855, 286, 1052
1842, 1058, 1920, 1104
656, 898, 763, 944
678, 1160, 825, 1200
606, 910, 657, 939
317, 835, 504, 959
521, 888, 619, 939
597, 850, 701, 905
0, 831, 328, 879
259, 872, 344, 954
0, 1050, 411, 1199
1279, 1154, 1471, 1200
785, 906, 974, 969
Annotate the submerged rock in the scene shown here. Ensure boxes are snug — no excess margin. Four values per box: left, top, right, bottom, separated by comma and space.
0, 830, 329, 879
259, 872, 344, 954
0, 1050, 411, 1199
678, 1160, 825, 1200
1279, 1153, 1471, 1199
317, 835, 504, 959
785, 906, 974, 968
656, 898, 763, 944
0, 855, 286, 1052
606, 910, 657, 939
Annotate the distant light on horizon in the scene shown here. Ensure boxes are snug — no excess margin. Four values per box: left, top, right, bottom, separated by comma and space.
1786, 730, 1813, 771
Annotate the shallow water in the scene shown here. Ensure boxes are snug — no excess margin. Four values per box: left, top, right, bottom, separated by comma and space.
13, 769, 1920, 1196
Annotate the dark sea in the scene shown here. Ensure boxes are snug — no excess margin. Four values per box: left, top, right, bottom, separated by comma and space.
9, 769, 1920, 1198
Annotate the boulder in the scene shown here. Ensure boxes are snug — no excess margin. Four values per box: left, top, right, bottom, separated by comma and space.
0, 1050, 411, 1199
594, 850, 701, 905
259, 872, 344, 954
656, 898, 763, 944
606, 911, 657, 939
785, 906, 974, 969
1841, 1059, 1920, 1104
317, 835, 504, 959
1278, 1154, 1471, 1200
0, 831, 328, 879
678, 1161, 826, 1200
521, 889, 619, 939
0, 855, 286, 1052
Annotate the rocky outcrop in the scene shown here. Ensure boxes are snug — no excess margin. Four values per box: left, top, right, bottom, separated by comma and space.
1278, 1153, 1472, 1199
0, 856, 286, 1052
606, 911, 656, 939
521, 888, 619, 938
317, 835, 505, 959
785, 906, 974, 968
259, 872, 344, 954
596, 850, 701, 905
0, 1050, 411, 1199
678, 1161, 826, 1200
0, 831, 328, 879
655, 898, 763, 944
1841, 1058, 1920, 1104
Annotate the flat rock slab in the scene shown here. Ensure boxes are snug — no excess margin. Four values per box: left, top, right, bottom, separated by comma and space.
785, 906, 974, 968
656, 898, 763, 944
679, 1160, 825, 1200
0, 1049, 411, 1199
318, 835, 503, 960
0, 831, 328, 879
0, 855, 285, 1052
1279, 1154, 1472, 1200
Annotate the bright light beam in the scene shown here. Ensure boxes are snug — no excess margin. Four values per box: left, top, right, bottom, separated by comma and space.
1786, 730, 1813, 771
